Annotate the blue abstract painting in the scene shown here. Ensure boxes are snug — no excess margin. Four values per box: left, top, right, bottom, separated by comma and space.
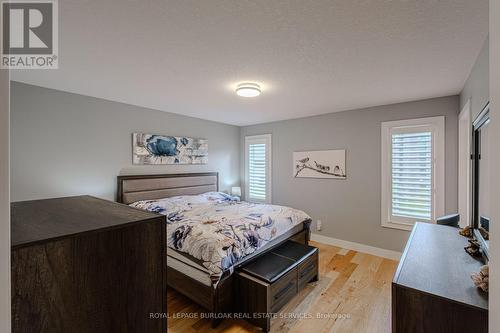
133, 133, 208, 165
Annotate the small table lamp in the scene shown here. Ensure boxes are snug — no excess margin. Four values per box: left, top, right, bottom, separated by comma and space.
231, 186, 242, 197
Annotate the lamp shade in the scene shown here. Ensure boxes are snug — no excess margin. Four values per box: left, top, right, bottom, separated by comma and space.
231, 186, 242, 197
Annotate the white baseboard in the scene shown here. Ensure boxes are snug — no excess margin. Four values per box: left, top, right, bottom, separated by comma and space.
310, 233, 401, 261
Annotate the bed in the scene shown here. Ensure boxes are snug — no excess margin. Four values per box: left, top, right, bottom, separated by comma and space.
117, 172, 312, 318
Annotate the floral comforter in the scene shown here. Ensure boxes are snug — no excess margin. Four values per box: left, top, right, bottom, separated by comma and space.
130, 192, 310, 283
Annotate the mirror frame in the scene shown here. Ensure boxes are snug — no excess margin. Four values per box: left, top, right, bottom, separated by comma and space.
471, 102, 490, 260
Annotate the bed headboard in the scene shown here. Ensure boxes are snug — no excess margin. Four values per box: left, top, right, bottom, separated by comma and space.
117, 172, 219, 204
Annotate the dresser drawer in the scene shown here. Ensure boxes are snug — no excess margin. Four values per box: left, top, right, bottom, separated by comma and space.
298, 250, 318, 289
270, 268, 298, 313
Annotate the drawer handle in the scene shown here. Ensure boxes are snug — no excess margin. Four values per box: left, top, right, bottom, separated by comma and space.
274, 281, 295, 300
299, 263, 315, 279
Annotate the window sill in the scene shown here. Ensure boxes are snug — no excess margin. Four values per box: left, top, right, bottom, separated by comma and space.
381, 221, 415, 231
382, 220, 435, 231
245, 197, 271, 204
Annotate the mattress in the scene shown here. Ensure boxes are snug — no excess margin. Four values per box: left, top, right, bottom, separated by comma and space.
131, 191, 311, 284
166, 254, 213, 286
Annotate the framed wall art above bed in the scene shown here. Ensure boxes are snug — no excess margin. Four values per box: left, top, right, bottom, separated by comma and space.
132, 133, 208, 165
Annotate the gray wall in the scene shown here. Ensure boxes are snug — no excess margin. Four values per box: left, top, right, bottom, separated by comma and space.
0, 69, 10, 331
11, 82, 240, 202
10, 82, 459, 253
460, 37, 489, 119
241, 96, 459, 252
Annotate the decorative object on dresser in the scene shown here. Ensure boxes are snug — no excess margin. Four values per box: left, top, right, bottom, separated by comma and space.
465, 238, 483, 257
460, 225, 474, 237
237, 240, 319, 333
392, 222, 488, 333
132, 132, 208, 165
293, 149, 346, 179
11, 195, 166, 333
471, 265, 489, 292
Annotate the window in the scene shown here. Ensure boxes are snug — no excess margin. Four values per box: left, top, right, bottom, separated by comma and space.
381, 117, 445, 230
245, 134, 272, 203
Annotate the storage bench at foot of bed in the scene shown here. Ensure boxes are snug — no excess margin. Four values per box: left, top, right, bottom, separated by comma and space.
236, 240, 319, 333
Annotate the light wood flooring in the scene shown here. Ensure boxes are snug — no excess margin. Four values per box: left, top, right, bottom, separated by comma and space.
167, 241, 398, 333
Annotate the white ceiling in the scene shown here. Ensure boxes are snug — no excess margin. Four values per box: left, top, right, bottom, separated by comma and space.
12, 0, 488, 126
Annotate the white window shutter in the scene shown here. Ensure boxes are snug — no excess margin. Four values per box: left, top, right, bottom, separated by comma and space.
248, 143, 267, 201
245, 135, 272, 203
391, 132, 432, 220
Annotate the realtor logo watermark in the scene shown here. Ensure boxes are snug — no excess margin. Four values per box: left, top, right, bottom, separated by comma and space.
1, 0, 58, 68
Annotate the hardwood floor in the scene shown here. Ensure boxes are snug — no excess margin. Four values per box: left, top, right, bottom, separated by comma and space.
166, 241, 398, 333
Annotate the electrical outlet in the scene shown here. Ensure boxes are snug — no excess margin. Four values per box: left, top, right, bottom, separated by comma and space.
317, 220, 322, 231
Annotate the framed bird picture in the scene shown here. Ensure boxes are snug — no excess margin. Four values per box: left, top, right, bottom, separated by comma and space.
293, 149, 346, 179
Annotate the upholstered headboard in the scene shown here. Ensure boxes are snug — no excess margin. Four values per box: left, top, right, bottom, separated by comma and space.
117, 172, 219, 204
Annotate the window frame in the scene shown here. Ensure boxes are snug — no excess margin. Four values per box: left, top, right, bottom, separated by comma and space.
245, 134, 272, 204
381, 116, 445, 231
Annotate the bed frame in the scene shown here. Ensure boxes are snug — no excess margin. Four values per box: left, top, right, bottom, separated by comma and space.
117, 172, 311, 320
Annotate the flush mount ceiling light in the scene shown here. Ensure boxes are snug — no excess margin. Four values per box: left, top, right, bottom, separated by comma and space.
235, 82, 261, 97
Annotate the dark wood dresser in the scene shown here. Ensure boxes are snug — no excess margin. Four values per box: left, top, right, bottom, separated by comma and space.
392, 222, 488, 333
11, 195, 166, 333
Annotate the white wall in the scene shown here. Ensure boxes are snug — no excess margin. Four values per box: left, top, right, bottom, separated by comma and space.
489, 0, 499, 331
0, 69, 11, 330
10, 82, 241, 202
